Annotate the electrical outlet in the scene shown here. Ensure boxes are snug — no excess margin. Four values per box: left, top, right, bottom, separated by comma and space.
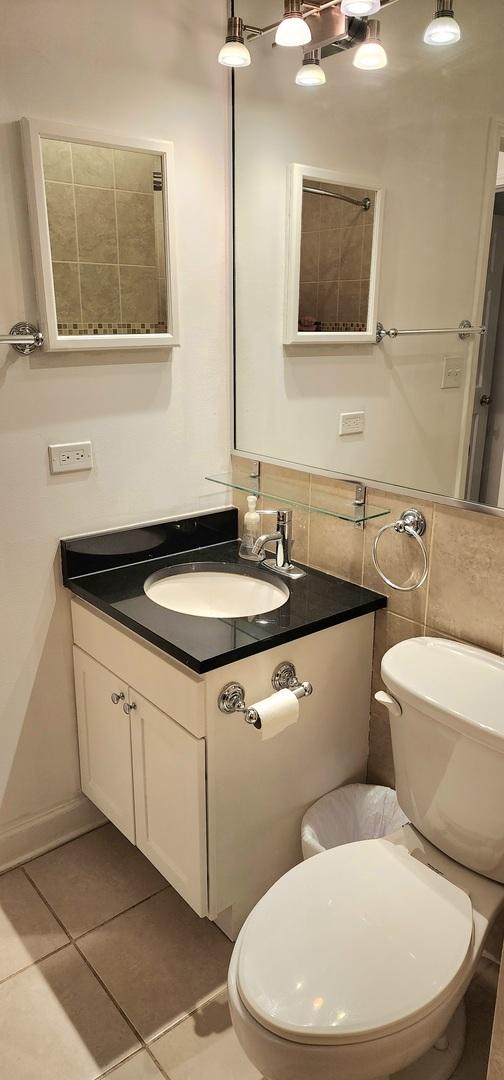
48, 441, 93, 474
441, 356, 465, 390
339, 411, 365, 436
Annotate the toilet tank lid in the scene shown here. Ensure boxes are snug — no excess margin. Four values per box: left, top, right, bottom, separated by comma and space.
382, 637, 504, 751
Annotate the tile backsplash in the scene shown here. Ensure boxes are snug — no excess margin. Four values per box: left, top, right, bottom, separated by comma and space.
231, 456, 504, 789
42, 139, 168, 335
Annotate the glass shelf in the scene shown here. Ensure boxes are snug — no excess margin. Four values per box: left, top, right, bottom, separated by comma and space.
205, 473, 390, 526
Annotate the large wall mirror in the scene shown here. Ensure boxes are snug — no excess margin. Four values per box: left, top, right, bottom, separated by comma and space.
22, 119, 179, 351
233, 0, 504, 513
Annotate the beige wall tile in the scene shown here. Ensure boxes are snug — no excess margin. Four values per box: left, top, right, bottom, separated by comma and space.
42, 139, 72, 182
363, 490, 433, 623
319, 189, 340, 230
120, 266, 159, 323
317, 281, 339, 323
80, 264, 120, 322
367, 710, 395, 789
114, 149, 162, 194
362, 224, 373, 276
360, 280, 370, 324
309, 512, 364, 584
45, 181, 77, 261
302, 190, 321, 232
371, 609, 424, 699
427, 504, 504, 652
308, 475, 364, 585
340, 227, 363, 281
52, 262, 81, 322
75, 186, 118, 264
71, 143, 114, 188
261, 464, 310, 565
338, 280, 360, 323
116, 192, 156, 267
300, 231, 319, 283
318, 229, 341, 282
299, 283, 318, 324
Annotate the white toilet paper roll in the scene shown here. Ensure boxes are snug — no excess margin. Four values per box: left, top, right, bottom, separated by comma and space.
251, 688, 300, 740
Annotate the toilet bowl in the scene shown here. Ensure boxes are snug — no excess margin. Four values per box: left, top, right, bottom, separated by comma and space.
228, 638, 504, 1080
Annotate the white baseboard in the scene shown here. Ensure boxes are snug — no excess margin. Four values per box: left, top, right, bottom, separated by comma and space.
0, 795, 106, 873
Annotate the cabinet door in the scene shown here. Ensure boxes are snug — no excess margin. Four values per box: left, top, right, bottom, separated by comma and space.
73, 647, 135, 842
131, 692, 207, 916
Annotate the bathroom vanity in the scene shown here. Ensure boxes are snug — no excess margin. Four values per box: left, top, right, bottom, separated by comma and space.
62, 508, 385, 938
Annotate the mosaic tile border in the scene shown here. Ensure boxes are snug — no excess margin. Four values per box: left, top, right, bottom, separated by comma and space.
58, 321, 168, 337
298, 321, 367, 333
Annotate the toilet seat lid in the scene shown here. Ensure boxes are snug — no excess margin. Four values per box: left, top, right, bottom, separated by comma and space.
236, 839, 473, 1046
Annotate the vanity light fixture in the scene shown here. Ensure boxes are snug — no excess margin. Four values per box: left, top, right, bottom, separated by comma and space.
295, 49, 327, 85
340, 0, 381, 16
423, 0, 461, 45
218, 16, 252, 67
275, 0, 312, 47
353, 19, 388, 68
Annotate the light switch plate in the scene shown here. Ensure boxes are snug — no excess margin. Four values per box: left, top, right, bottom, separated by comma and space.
339, 411, 365, 436
441, 356, 465, 390
48, 441, 93, 474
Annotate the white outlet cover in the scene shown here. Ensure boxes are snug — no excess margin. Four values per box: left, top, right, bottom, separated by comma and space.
339, 411, 365, 436
441, 356, 465, 390
48, 441, 93, 474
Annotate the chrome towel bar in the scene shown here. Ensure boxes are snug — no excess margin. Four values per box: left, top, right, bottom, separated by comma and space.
0, 321, 44, 355
376, 320, 486, 343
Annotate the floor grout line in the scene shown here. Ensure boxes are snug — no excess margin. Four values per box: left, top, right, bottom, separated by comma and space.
73, 938, 146, 1045
0, 940, 71, 989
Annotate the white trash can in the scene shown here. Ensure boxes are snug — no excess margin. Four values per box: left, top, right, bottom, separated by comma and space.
301, 782, 408, 860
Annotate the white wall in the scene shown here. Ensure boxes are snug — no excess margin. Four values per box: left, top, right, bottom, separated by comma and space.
0, 0, 231, 863
234, 0, 504, 497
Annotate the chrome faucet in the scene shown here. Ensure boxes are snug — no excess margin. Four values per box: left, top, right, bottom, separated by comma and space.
245, 508, 305, 580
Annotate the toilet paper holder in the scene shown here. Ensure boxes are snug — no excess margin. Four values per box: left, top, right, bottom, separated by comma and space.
218, 662, 313, 728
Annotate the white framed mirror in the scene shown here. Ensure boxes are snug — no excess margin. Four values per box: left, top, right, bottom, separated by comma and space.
21, 118, 179, 352
284, 164, 383, 345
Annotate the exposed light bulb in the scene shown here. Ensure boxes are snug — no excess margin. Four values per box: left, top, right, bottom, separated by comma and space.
353, 19, 387, 69
275, 0, 311, 47
295, 49, 326, 85
424, 1, 461, 46
341, 0, 380, 16
218, 16, 251, 67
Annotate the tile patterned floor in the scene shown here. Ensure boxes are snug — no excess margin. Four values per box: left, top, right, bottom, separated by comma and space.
0, 822, 498, 1079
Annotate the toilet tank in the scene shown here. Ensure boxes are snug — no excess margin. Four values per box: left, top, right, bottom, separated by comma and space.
380, 637, 504, 883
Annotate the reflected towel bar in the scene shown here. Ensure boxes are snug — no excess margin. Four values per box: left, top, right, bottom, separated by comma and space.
303, 185, 371, 211
0, 322, 44, 355
376, 320, 486, 343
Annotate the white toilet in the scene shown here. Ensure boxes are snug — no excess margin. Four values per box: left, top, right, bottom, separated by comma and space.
228, 637, 504, 1080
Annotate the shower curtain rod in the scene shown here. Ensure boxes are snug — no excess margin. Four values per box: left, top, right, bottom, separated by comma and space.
302, 185, 371, 210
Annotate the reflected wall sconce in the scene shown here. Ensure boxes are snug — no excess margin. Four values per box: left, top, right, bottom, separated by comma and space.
353, 19, 387, 68
219, 1, 461, 81
423, 0, 461, 45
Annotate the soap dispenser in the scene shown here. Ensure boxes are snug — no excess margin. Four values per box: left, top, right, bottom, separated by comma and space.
239, 495, 261, 559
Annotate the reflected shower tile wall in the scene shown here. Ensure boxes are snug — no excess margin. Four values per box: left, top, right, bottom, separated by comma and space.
42, 139, 168, 336
298, 183, 373, 333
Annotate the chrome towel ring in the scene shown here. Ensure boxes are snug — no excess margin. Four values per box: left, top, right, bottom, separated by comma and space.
372, 508, 428, 593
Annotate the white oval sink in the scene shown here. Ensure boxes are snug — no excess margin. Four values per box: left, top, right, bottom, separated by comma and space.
144, 567, 290, 618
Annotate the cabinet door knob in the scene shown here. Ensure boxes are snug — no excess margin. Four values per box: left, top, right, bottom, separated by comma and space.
111, 691, 125, 705
123, 701, 137, 715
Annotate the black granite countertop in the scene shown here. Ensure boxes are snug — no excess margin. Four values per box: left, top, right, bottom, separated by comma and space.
61, 509, 386, 674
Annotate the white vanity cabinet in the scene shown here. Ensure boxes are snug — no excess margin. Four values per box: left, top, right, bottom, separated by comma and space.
72, 625, 208, 916
70, 596, 375, 937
